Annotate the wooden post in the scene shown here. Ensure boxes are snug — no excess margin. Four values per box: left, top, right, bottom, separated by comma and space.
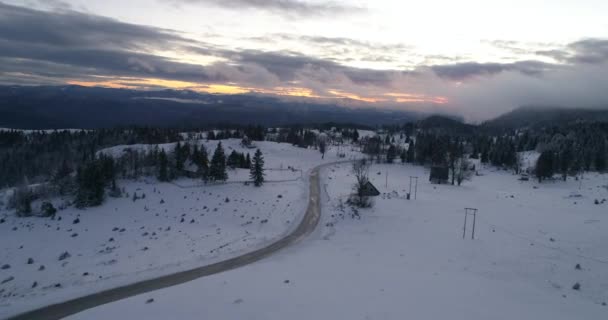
408, 177, 412, 200
464, 208, 478, 240
462, 212, 468, 239
471, 212, 476, 240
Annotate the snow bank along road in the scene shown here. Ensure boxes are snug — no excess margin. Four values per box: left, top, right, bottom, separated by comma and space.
7, 162, 338, 320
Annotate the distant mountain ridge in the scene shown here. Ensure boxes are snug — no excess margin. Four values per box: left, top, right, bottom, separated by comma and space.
416, 115, 476, 134
0, 85, 424, 129
483, 106, 608, 130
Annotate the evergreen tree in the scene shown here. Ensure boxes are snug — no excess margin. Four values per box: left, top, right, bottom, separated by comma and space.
481, 148, 489, 163
559, 147, 572, 180
75, 160, 105, 208
595, 149, 607, 172
52, 160, 73, 195
197, 145, 209, 181
174, 142, 185, 172
386, 144, 397, 163
245, 153, 252, 169
250, 148, 265, 187
352, 129, 359, 142
406, 141, 415, 163
535, 150, 555, 182
158, 149, 169, 182
209, 142, 228, 181
227, 150, 241, 169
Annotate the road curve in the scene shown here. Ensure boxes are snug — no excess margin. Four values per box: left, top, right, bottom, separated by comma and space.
6, 163, 332, 320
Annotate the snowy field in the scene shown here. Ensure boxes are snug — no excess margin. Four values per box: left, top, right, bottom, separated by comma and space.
0, 140, 361, 318
66, 162, 608, 320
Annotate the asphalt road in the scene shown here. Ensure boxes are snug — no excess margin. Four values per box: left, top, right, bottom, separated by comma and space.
6, 164, 328, 320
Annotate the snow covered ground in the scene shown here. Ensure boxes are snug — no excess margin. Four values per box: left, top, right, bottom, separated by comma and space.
0, 140, 361, 318
66, 162, 608, 320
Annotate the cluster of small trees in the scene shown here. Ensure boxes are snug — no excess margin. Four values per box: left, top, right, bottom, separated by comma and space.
7, 139, 267, 214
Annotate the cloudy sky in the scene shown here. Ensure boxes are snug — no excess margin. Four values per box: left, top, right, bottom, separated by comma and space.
1, 0, 608, 120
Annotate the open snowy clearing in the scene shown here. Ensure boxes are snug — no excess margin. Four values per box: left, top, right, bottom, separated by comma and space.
67, 162, 608, 320
0, 140, 361, 318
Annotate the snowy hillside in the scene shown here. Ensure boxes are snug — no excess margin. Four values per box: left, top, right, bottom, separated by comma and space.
67, 162, 608, 320
0, 140, 362, 318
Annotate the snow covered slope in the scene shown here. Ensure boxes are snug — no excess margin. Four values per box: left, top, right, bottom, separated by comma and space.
0, 140, 361, 318
66, 162, 608, 320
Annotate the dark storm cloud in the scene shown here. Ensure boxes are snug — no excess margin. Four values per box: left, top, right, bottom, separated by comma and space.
169, 0, 365, 17
431, 61, 553, 80
0, 2, 187, 51
566, 39, 608, 64
0, 2, 229, 83
536, 39, 608, 64
0, 2, 391, 88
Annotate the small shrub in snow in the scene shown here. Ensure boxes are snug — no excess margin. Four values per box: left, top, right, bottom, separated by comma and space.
146, 298, 154, 304
38, 265, 45, 271
32, 281, 37, 288
1, 264, 10, 270
160, 199, 165, 204
575, 263, 582, 270
40, 202, 57, 217
27, 258, 34, 265
572, 282, 581, 290
73, 218, 80, 224
1, 276, 14, 284
58, 251, 71, 261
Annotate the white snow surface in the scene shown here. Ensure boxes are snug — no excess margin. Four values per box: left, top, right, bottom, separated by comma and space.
66, 162, 608, 320
0, 140, 360, 318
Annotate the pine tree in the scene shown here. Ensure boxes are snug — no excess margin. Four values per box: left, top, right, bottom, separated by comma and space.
209, 142, 228, 181
174, 142, 185, 172
535, 150, 554, 182
250, 149, 265, 187
198, 145, 209, 181
386, 144, 396, 163
158, 149, 169, 182
245, 153, 251, 169
227, 150, 241, 169
75, 160, 105, 208
352, 129, 359, 142
559, 147, 572, 180
406, 141, 415, 163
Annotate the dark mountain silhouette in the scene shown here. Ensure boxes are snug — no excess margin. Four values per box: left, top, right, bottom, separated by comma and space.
417, 115, 476, 134
483, 106, 608, 130
0, 85, 424, 129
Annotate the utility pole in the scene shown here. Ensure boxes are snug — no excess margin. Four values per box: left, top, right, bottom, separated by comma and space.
408, 176, 418, 200
463, 208, 478, 239
385, 170, 388, 188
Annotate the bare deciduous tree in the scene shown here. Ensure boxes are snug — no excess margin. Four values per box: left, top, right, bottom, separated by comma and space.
348, 159, 373, 208
455, 158, 474, 186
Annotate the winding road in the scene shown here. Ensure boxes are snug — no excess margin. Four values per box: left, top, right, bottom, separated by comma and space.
7, 163, 329, 320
